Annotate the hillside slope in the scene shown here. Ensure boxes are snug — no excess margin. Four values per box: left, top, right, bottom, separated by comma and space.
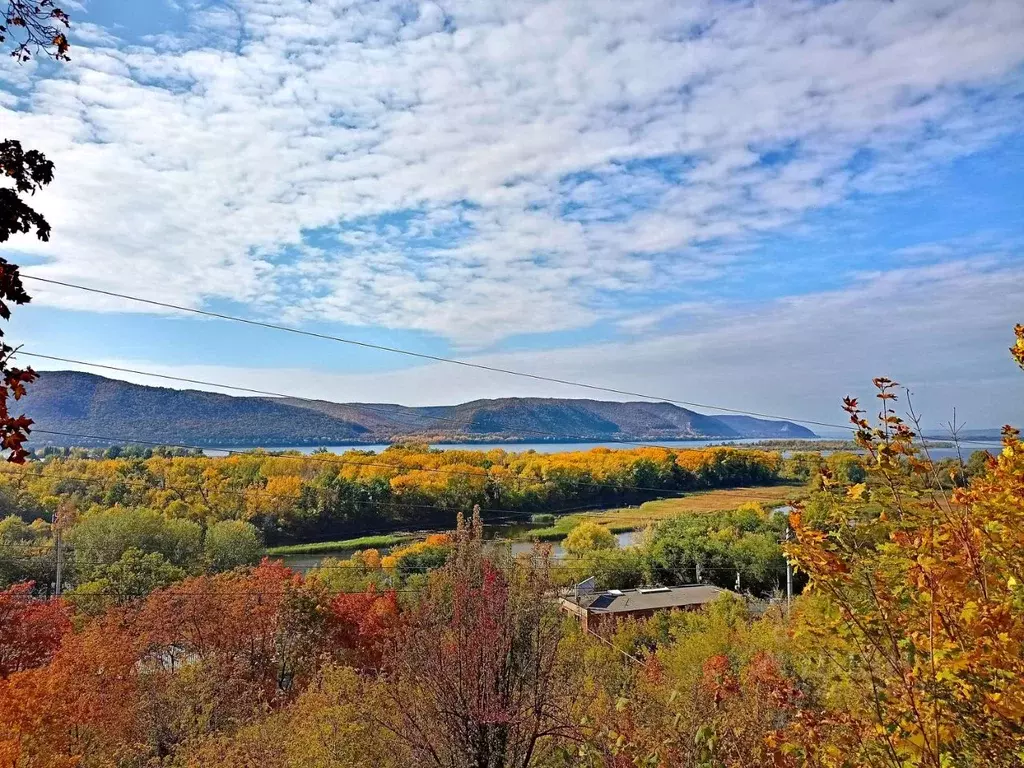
24, 371, 369, 446
714, 414, 818, 438
22, 371, 816, 446
283, 397, 747, 440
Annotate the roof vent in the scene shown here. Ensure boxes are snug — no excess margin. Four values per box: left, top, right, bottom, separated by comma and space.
607, 589, 623, 596
638, 587, 671, 594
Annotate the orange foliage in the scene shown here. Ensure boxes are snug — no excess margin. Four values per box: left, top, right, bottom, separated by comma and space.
0, 557, 404, 766
329, 586, 399, 669
0, 610, 147, 767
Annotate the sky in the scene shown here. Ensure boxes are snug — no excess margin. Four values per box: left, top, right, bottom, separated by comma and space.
2, 0, 1024, 433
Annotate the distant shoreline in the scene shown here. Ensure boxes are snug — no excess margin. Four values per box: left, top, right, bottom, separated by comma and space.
33, 436, 974, 453
201, 435, 818, 450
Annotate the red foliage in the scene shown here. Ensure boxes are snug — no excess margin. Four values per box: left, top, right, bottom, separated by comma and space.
0, 582, 70, 676
743, 651, 801, 711
329, 585, 399, 669
0, 258, 37, 463
701, 654, 740, 705
0, 561, 343, 765
138, 558, 329, 704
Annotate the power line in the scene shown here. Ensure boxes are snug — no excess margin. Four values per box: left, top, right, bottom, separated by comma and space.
0, 548, 784, 574
19, 275, 851, 431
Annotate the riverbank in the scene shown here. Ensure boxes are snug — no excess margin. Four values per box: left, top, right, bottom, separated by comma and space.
265, 484, 807, 570
263, 484, 807, 557
265, 533, 414, 556
518, 484, 804, 542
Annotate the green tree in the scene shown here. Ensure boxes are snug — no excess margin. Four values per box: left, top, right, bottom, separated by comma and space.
0, 514, 53, 588
70, 548, 185, 614
825, 452, 867, 484
67, 507, 203, 582
647, 509, 786, 596
577, 547, 649, 590
392, 544, 450, 581
204, 520, 263, 572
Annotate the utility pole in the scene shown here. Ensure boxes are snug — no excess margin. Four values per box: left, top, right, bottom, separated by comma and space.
53, 500, 76, 598
54, 507, 64, 597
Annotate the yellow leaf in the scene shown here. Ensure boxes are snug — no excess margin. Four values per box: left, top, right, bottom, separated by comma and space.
847, 483, 867, 501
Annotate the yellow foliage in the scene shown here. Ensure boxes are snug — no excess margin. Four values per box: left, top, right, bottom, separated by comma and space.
563, 521, 617, 557
359, 549, 381, 570
787, 372, 1024, 764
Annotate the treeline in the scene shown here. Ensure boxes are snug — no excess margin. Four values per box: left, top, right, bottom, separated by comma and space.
0, 445, 784, 545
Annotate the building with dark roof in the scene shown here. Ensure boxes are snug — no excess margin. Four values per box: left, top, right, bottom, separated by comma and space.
559, 583, 730, 632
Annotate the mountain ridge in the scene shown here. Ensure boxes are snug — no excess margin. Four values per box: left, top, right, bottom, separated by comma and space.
22, 371, 816, 447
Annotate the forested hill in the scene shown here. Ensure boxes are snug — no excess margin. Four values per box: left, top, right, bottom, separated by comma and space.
23, 371, 815, 446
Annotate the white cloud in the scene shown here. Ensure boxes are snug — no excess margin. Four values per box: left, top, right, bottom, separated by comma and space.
69, 23, 121, 47
2, 0, 1023, 344
29, 256, 1024, 430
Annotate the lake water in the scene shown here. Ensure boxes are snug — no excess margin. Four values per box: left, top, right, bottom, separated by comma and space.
207, 437, 1001, 462
206, 437, 794, 456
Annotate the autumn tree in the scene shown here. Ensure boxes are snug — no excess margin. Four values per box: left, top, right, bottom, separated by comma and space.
329, 585, 399, 669
0, 609, 148, 767
786, 347, 1024, 766
0, 582, 70, 676
562, 520, 617, 557
172, 666, 410, 768
378, 509, 580, 767
560, 594, 823, 768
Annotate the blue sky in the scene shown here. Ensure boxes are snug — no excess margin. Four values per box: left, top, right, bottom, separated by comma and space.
2, 0, 1024, 430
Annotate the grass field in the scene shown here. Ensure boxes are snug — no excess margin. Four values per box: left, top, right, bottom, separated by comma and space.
520, 484, 804, 542
265, 533, 413, 555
